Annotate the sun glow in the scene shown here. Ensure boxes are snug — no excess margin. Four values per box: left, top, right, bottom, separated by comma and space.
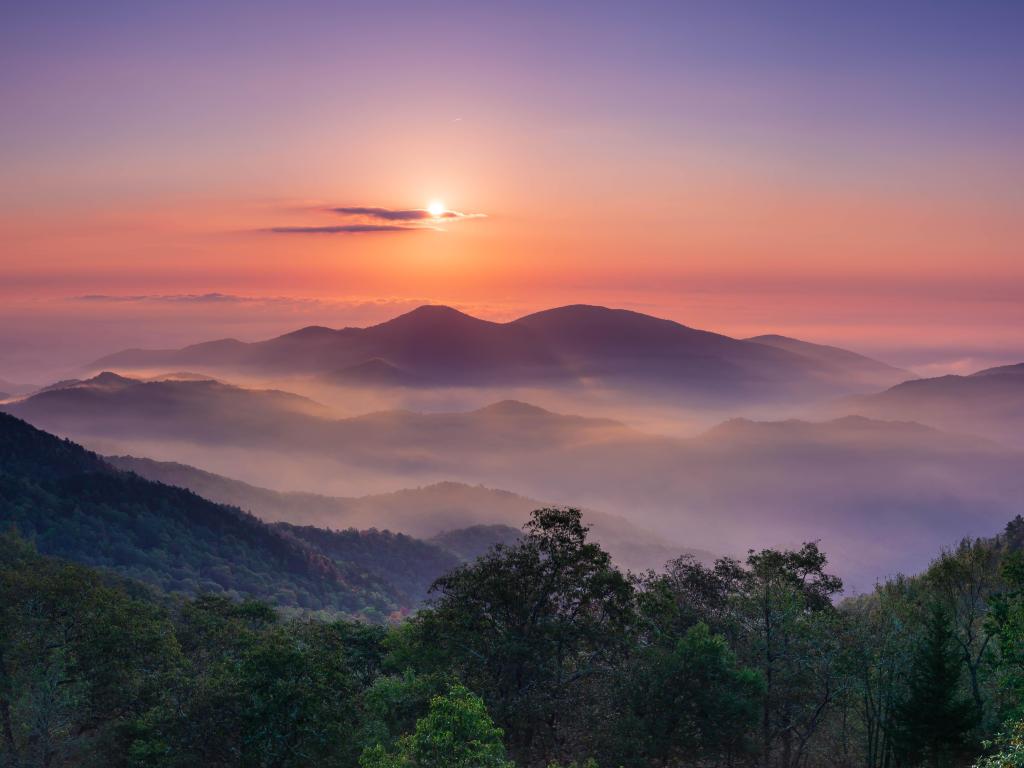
426, 200, 445, 217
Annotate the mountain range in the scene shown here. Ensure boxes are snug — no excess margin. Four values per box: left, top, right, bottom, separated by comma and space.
840, 362, 1024, 448
0, 411, 499, 617
105, 455, 703, 572
7, 371, 1022, 588
87, 304, 911, 403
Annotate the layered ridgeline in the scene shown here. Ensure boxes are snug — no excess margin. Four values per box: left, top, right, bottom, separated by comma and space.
840, 362, 1024, 448
7, 373, 1023, 588
0, 412, 470, 616
105, 455, 702, 572
86, 304, 910, 402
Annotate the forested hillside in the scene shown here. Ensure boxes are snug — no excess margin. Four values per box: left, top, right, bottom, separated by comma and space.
0, 413, 458, 617
3, 503, 1023, 767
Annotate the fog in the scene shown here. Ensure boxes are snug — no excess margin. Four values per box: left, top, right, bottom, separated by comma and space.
7, 369, 1023, 592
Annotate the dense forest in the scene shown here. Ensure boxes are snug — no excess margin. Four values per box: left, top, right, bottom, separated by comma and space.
0, 413, 468, 618
3, 501, 1024, 767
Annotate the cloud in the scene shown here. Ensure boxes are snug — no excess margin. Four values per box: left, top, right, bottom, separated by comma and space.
261, 203, 486, 236
75, 293, 274, 304
268, 224, 417, 234
329, 206, 486, 222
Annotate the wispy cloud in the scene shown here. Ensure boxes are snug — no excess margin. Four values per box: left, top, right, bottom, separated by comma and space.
268, 224, 417, 235
262, 203, 487, 235
329, 206, 486, 222
75, 293, 276, 304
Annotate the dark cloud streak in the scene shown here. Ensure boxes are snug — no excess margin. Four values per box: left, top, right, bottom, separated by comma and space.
330, 206, 485, 221
262, 204, 485, 237
269, 224, 416, 234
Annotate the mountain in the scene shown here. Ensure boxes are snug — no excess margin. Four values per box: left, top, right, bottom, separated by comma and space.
4, 374, 633, 470
840, 362, 1024, 448
0, 412, 461, 617
746, 334, 912, 390
3, 372, 334, 445
430, 524, 523, 561
106, 456, 704, 572
8, 374, 1022, 587
276, 523, 459, 605
87, 304, 908, 403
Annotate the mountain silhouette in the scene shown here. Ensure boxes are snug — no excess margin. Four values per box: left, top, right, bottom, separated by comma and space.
106, 455, 701, 572
840, 361, 1024, 448
87, 304, 908, 402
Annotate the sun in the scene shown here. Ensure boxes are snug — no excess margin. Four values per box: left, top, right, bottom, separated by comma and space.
426, 200, 446, 217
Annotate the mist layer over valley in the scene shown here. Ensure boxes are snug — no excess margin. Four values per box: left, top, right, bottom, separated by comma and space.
5, 304, 1023, 591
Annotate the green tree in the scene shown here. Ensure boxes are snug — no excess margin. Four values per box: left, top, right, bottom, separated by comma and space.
973, 717, 1024, 768
892, 604, 977, 768
926, 539, 1002, 721
734, 543, 844, 768
839, 576, 922, 768
359, 685, 513, 768
414, 508, 636, 765
988, 551, 1024, 721
0, 531, 179, 768
606, 622, 762, 766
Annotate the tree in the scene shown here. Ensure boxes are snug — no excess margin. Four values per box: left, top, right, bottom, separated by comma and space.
973, 717, 1024, 768
359, 685, 513, 768
605, 622, 762, 766
127, 598, 373, 768
988, 551, 1024, 721
413, 508, 636, 765
0, 531, 179, 768
839, 576, 921, 768
892, 604, 977, 768
926, 539, 1002, 721
734, 543, 844, 768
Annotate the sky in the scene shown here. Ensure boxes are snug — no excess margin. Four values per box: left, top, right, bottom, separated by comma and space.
1, 0, 1022, 381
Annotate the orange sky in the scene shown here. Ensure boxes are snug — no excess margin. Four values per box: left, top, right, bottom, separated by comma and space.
2, 2, 1022, 380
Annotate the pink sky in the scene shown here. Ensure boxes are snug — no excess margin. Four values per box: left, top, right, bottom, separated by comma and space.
2, 2, 1021, 381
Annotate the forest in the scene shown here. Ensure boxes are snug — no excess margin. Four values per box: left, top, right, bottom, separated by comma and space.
3, 506, 1023, 768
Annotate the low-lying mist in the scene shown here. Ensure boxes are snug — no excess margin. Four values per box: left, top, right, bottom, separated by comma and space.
7, 370, 1022, 592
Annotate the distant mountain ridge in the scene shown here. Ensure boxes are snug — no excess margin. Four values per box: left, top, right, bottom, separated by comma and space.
8, 371, 1023, 586
87, 304, 908, 402
106, 455, 705, 572
840, 360, 1024, 448
745, 334, 911, 386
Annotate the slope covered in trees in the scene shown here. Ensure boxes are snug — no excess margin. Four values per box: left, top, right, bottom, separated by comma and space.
0, 413, 459, 617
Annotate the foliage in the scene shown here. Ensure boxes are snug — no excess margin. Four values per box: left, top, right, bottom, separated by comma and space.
412, 508, 636, 764
4, 416, 1024, 768
891, 604, 978, 767
973, 717, 1024, 768
0, 412, 454, 616
359, 685, 513, 768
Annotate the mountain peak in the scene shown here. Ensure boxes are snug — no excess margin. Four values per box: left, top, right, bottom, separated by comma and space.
278, 325, 338, 340
85, 371, 135, 387
476, 400, 554, 418
397, 304, 477, 321
970, 362, 1024, 378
